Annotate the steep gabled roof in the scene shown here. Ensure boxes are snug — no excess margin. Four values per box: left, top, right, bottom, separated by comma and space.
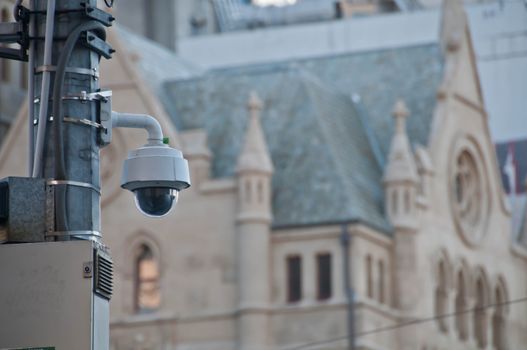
165, 66, 387, 230
114, 26, 203, 104
162, 43, 443, 232
291, 43, 444, 157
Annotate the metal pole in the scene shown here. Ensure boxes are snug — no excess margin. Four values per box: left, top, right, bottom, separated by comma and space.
341, 223, 355, 350
32, 0, 111, 241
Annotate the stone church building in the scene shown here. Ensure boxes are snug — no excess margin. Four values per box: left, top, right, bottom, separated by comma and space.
0, 0, 526, 349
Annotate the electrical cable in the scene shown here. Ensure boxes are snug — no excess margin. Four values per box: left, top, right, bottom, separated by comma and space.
280, 296, 527, 350
51, 21, 106, 234
32, 0, 56, 178
27, 0, 36, 176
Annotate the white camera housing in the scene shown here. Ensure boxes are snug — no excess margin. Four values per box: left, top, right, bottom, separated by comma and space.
121, 144, 191, 217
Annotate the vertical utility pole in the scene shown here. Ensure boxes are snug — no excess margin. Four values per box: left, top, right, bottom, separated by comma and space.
341, 223, 355, 350
0, 1, 115, 349
32, 0, 113, 241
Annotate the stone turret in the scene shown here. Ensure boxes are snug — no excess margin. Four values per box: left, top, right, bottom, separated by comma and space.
384, 100, 421, 350
384, 99, 419, 230
235, 91, 273, 350
236, 91, 273, 222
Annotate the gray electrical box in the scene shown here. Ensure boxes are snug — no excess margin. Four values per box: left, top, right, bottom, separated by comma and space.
0, 177, 48, 242
0, 240, 112, 350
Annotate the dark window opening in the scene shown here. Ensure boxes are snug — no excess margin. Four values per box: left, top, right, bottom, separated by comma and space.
317, 253, 332, 300
287, 255, 302, 303
366, 254, 373, 298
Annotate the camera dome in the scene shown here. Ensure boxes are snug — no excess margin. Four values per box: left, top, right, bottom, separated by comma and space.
121, 144, 190, 217
133, 187, 178, 217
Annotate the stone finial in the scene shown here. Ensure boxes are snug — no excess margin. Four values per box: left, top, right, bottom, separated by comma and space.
440, 0, 466, 55
236, 92, 273, 174
392, 99, 409, 118
392, 99, 409, 134
384, 99, 418, 184
247, 91, 263, 113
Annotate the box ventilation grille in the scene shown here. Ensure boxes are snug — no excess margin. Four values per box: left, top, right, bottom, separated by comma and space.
94, 249, 113, 300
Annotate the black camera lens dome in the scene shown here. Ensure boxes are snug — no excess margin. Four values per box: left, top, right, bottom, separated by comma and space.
133, 187, 178, 217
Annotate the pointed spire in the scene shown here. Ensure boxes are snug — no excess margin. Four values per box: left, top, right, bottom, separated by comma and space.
248, 90, 263, 115
440, 0, 466, 54
237, 92, 273, 174
393, 99, 409, 134
384, 99, 418, 184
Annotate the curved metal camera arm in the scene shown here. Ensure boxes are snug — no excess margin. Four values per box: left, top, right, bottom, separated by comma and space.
111, 112, 164, 145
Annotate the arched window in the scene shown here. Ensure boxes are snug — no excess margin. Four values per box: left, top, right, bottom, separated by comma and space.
0, 7, 8, 21
404, 189, 410, 213
492, 284, 507, 350
134, 244, 161, 312
366, 255, 373, 299
435, 261, 448, 333
244, 179, 252, 203
378, 260, 385, 304
474, 277, 487, 348
243, 179, 252, 203
455, 271, 468, 341
391, 190, 398, 216
257, 179, 264, 204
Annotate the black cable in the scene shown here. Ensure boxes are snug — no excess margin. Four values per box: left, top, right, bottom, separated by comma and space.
282, 297, 527, 350
51, 21, 106, 233
104, 0, 115, 8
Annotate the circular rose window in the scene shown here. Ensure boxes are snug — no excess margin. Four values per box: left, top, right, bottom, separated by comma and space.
450, 138, 489, 246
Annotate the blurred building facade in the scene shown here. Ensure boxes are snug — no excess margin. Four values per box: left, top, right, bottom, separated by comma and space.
114, 0, 527, 144
0, 0, 527, 350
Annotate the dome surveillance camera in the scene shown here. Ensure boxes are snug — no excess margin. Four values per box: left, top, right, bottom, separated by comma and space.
121, 145, 191, 217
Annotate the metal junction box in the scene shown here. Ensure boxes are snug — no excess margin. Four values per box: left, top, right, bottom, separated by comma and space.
0, 240, 113, 350
0, 177, 48, 243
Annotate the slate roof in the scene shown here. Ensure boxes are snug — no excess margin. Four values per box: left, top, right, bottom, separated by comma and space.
163, 43, 444, 232
115, 26, 203, 105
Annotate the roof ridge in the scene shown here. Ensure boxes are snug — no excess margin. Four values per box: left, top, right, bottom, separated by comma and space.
301, 79, 357, 220
299, 73, 384, 222
298, 72, 389, 229
351, 94, 385, 171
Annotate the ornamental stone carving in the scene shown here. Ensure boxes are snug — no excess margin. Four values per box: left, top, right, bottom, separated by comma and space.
449, 137, 489, 246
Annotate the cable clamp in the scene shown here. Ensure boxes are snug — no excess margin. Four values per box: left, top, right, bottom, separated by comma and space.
35, 65, 99, 78
46, 230, 102, 239
62, 90, 112, 102
47, 179, 101, 195
64, 116, 104, 130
